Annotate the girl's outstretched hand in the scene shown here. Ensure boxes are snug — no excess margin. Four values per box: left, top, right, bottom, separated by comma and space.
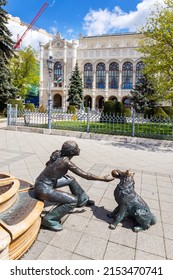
102, 175, 115, 182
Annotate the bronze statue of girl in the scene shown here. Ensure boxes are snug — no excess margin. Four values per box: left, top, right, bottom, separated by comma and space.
34, 140, 114, 231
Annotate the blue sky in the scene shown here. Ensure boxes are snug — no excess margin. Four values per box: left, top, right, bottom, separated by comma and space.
5, 0, 164, 50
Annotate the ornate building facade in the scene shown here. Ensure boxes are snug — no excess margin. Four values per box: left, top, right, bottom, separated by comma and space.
39, 32, 144, 111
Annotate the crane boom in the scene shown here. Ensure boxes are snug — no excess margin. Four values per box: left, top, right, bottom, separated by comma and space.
14, 2, 48, 49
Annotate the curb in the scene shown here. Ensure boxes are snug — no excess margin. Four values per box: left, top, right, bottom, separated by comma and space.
5, 125, 173, 149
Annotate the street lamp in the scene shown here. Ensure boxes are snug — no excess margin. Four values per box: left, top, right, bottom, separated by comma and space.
47, 55, 54, 130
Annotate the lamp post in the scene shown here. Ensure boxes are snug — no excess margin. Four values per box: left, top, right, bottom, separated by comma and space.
47, 55, 54, 130
131, 102, 135, 137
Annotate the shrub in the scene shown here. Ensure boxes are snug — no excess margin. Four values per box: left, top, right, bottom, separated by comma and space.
123, 107, 132, 117
101, 101, 126, 123
144, 107, 155, 118
162, 106, 173, 118
103, 101, 116, 114
25, 103, 35, 112
153, 107, 169, 120
67, 105, 76, 114
114, 101, 124, 116
103, 101, 125, 116
38, 104, 46, 113
8, 99, 24, 110
72, 114, 77, 121
84, 107, 89, 113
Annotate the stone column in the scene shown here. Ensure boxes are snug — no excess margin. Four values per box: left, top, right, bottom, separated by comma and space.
62, 93, 67, 112
92, 93, 96, 110
92, 71, 96, 109
104, 95, 108, 101
118, 69, 122, 101
105, 70, 109, 101
118, 70, 122, 90
106, 70, 109, 91
133, 69, 136, 87
81, 73, 84, 85
93, 71, 96, 90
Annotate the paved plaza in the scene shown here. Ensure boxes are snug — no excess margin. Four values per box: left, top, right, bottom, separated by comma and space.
0, 124, 173, 260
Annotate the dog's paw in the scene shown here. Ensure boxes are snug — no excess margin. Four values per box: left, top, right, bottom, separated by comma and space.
133, 226, 143, 232
109, 224, 116, 230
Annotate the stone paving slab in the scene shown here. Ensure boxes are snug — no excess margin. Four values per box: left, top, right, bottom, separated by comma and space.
0, 128, 173, 260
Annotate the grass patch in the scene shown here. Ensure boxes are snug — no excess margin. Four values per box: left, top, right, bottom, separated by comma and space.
52, 120, 173, 139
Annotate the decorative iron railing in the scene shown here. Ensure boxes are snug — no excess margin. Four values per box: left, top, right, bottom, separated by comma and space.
7, 105, 173, 140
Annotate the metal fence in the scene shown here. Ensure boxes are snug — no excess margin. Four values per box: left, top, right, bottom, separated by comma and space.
7, 104, 173, 140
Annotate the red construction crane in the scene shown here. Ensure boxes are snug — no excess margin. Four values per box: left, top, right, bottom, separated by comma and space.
13, 2, 48, 49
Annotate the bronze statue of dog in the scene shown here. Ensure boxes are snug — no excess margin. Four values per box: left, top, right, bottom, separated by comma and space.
107, 170, 156, 232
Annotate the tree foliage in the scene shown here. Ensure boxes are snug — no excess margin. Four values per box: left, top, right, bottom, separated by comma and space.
67, 63, 84, 108
10, 46, 39, 99
138, 0, 173, 100
0, 0, 16, 110
0, 56, 16, 109
0, 0, 15, 60
130, 74, 156, 113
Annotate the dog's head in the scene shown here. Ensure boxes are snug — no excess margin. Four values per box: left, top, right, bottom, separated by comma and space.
111, 169, 135, 183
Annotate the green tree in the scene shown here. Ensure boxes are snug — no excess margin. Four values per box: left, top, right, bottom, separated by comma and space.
10, 46, 39, 99
0, 0, 16, 111
138, 0, 173, 100
130, 74, 156, 113
67, 63, 84, 108
103, 100, 116, 114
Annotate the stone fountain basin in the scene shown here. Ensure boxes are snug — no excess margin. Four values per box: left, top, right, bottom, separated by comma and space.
0, 174, 20, 213
0, 175, 44, 260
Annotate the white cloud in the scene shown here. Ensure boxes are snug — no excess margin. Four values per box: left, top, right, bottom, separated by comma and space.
49, 26, 58, 35
67, 28, 74, 34
49, 0, 56, 8
7, 14, 52, 52
6, 0, 166, 49
83, 0, 165, 36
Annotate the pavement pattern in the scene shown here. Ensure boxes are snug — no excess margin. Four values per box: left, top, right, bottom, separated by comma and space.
0, 125, 173, 260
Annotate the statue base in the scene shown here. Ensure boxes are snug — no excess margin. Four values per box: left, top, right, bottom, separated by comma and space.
0, 174, 44, 260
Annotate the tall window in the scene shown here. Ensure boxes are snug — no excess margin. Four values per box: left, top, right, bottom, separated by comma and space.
109, 62, 119, 89
84, 63, 93, 88
54, 62, 63, 82
136, 61, 145, 83
122, 62, 133, 89
96, 63, 106, 89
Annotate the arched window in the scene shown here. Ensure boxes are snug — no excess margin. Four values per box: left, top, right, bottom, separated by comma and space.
84, 63, 93, 88
122, 62, 133, 89
109, 62, 119, 89
53, 94, 62, 108
96, 63, 106, 89
54, 62, 63, 83
136, 61, 145, 83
